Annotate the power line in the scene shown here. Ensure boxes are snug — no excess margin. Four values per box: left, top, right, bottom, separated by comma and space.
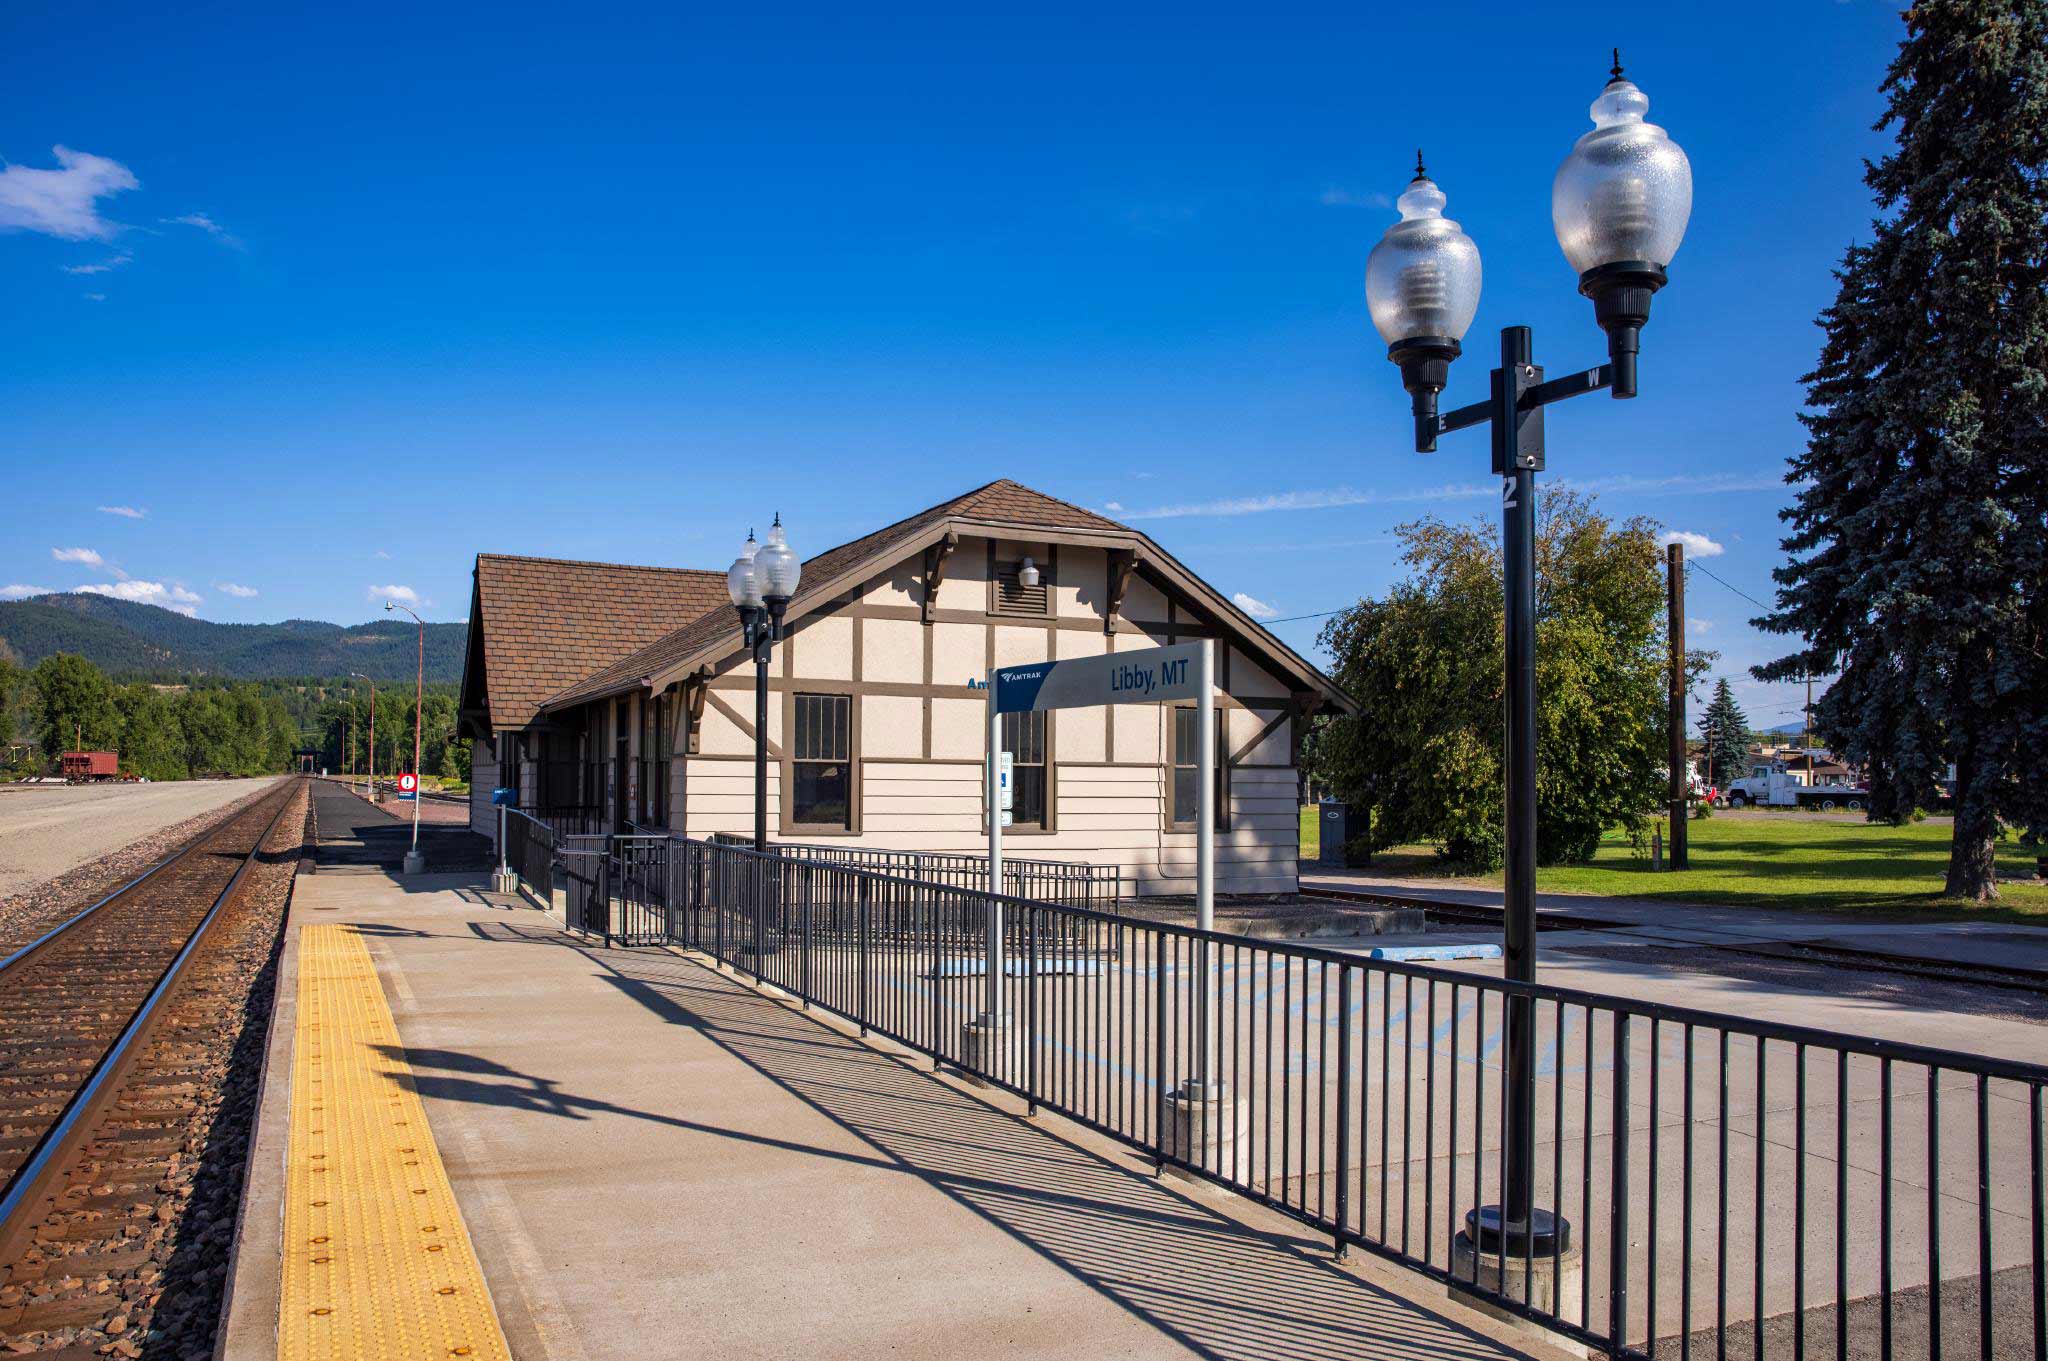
1686, 560, 1773, 612
1265, 607, 1349, 625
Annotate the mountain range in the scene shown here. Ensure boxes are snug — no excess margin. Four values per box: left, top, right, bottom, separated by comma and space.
0, 593, 465, 682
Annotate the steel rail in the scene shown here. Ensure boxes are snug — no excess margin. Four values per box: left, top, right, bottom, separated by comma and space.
0, 778, 302, 1264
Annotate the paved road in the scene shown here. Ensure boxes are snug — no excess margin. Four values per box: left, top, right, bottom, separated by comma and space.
0, 778, 281, 899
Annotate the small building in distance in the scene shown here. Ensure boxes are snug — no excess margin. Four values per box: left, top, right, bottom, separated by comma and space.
457, 480, 1355, 898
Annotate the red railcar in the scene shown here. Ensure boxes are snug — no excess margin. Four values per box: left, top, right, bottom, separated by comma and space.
60, 751, 121, 782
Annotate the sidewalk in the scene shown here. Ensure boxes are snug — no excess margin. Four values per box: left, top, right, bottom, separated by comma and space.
229, 870, 1567, 1361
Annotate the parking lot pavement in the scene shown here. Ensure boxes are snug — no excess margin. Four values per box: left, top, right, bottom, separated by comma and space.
0, 777, 282, 900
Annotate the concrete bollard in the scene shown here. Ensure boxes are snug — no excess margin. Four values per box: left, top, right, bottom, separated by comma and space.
959, 1016, 1007, 1088
1159, 1081, 1246, 1182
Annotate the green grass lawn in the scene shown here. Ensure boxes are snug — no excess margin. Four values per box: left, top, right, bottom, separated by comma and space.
1301, 805, 2047, 921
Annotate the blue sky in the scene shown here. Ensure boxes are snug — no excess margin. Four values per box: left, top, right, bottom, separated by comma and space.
1, 2, 1905, 726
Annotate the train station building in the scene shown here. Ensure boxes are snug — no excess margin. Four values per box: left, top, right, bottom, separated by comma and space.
456, 479, 1354, 896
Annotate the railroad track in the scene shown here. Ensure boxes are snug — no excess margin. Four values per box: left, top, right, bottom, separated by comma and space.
0, 777, 305, 1343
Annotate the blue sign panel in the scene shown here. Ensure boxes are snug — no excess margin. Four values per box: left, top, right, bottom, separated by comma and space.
994, 642, 1203, 714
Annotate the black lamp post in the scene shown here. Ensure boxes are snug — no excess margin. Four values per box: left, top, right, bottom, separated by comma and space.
1364, 52, 1691, 1271
726, 516, 802, 852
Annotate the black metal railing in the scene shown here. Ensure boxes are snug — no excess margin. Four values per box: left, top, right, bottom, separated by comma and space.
503, 808, 555, 903
538, 805, 606, 838
557, 833, 609, 938
707, 832, 1121, 914
649, 835, 2046, 1361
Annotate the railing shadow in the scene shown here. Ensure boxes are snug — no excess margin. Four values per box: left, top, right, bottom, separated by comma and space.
430, 930, 1526, 1361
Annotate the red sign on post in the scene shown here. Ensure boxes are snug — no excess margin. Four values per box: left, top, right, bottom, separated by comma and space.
397, 773, 418, 794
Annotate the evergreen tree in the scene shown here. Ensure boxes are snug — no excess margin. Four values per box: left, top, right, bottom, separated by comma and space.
1756, 0, 2048, 899
1697, 679, 1750, 786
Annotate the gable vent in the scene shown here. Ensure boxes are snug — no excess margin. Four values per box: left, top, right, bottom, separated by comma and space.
994, 562, 1049, 616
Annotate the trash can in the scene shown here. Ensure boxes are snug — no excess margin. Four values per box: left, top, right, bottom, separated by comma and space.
1317, 803, 1348, 868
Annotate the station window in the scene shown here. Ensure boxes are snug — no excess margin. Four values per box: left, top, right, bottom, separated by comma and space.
638, 693, 670, 827
1169, 705, 1227, 831
791, 692, 852, 828
1002, 710, 1048, 830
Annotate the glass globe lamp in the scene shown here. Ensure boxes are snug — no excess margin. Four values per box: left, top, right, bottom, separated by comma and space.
1365, 157, 1482, 449
726, 530, 763, 610
1552, 54, 1691, 396
755, 515, 801, 602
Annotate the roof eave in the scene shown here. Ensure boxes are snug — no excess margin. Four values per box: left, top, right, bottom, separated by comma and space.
539, 512, 1356, 717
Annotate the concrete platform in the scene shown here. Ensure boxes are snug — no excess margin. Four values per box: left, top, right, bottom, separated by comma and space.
221, 870, 1568, 1361
308, 776, 495, 875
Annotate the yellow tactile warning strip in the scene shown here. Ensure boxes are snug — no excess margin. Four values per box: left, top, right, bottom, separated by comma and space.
280, 924, 511, 1361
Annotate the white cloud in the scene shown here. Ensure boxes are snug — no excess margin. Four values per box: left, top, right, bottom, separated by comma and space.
0, 146, 139, 241
1657, 529, 1725, 558
1319, 186, 1392, 209
1577, 473, 1787, 497
97, 505, 146, 518
371, 584, 420, 604
51, 546, 104, 566
74, 580, 203, 616
0, 585, 53, 600
1114, 483, 1495, 521
214, 581, 258, 598
1687, 617, 1714, 634
1232, 591, 1281, 620
162, 212, 245, 250
83, 291, 106, 302
374, 549, 391, 560
61, 250, 131, 275
1114, 471, 1788, 522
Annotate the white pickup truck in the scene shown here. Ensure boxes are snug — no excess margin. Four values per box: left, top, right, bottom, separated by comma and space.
1725, 762, 1867, 811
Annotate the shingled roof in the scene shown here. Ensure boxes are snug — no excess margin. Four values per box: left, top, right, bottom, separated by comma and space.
464, 554, 727, 730
540, 481, 1128, 711
536, 478, 1353, 715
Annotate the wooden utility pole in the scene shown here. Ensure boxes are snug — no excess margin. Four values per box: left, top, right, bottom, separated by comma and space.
1803, 670, 1813, 751
1667, 542, 1688, 869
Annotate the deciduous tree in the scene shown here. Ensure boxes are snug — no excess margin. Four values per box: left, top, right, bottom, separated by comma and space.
32, 653, 120, 758
1311, 489, 1685, 869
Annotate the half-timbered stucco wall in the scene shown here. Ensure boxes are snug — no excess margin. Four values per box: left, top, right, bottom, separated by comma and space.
673, 534, 1302, 896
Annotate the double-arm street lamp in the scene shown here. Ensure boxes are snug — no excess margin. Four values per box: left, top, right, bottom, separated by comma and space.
1363, 52, 1690, 1275
386, 600, 429, 876
725, 517, 802, 852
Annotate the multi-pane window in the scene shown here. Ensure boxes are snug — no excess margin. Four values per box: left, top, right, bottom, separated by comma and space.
637, 693, 670, 827
792, 693, 852, 828
1002, 710, 1048, 830
1170, 706, 1227, 830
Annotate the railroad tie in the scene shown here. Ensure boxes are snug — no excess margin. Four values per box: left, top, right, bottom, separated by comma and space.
280, 924, 509, 1360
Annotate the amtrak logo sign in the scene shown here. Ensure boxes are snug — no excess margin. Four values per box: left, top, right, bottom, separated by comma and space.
992, 642, 1204, 714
